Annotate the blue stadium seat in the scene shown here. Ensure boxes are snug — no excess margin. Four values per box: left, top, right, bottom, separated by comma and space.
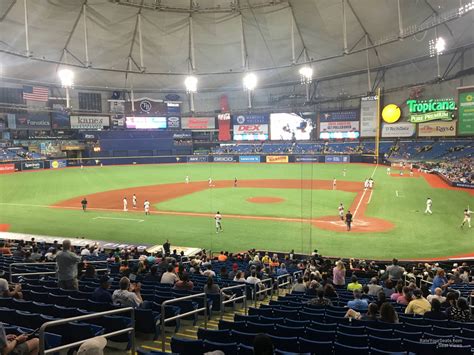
366, 327, 393, 338
203, 340, 238, 355
368, 335, 403, 352
268, 335, 298, 352
304, 328, 336, 342
284, 319, 310, 328
336, 332, 368, 347
234, 314, 258, 322
299, 338, 333, 354
260, 316, 283, 324
31, 302, 55, 317
394, 330, 423, 341
135, 309, 161, 339
197, 328, 231, 343
431, 325, 460, 336
170, 337, 203, 355
0, 297, 13, 308
12, 298, 34, 312
273, 324, 304, 337
334, 342, 369, 355
230, 330, 256, 346
245, 321, 274, 334
369, 348, 406, 355
338, 324, 365, 335
238, 343, 254, 355
403, 339, 437, 354
307, 321, 337, 332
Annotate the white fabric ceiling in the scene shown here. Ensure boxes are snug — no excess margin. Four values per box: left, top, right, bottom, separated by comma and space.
0, 0, 472, 91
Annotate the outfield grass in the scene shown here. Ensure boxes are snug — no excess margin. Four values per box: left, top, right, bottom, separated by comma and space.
0, 163, 472, 259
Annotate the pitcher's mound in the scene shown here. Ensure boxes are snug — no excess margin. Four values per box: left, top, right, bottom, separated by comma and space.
247, 197, 285, 204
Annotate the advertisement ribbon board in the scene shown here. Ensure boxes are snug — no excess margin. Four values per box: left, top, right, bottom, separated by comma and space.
458, 88, 474, 135
239, 155, 260, 163
266, 155, 289, 163
418, 120, 457, 137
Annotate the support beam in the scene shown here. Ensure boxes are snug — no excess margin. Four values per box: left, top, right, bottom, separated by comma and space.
423, 0, 454, 38
397, 0, 403, 38
189, 15, 196, 71
58, 1, 86, 65
435, 27, 441, 78
291, 13, 295, 64
365, 34, 371, 92
288, 4, 311, 62
23, 0, 31, 57
342, 0, 348, 54
83, 3, 90, 67
137, 13, 145, 71
0, 0, 17, 22
240, 14, 247, 69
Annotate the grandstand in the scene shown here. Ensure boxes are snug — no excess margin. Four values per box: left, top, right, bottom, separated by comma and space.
0, 0, 473, 354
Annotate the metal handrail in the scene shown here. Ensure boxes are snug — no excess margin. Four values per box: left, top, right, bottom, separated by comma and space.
276, 273, 292, 293
161, 292, 208, 351
219, 283, 247, 318
293, 270, 303, 281
8, 260, 109, 282
39, 307, 135, 355
253, 277, 274, 307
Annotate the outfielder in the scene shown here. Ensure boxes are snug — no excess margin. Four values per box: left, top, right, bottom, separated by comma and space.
461, 208, 472, 228
123, 197, 128, 212
132, 194, 137, 209
215, 211, 223, 233
208, 177, 214, 187
425, 197, 433, 215
144, 200, 150, 215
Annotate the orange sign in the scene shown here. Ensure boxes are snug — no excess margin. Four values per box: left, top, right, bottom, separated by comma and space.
266, 155, 289, 163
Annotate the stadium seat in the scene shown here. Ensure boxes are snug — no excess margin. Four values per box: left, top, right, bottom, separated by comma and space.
366, 327, 393, 338
338, 324, 365, 335
197, 328, 231, 343
268, 335, 298, 352
334, 342, 369, 355
273, 324, 305, 337
403, 339, 437, 354
246, 321, 274, 334
394, 330, 423, 341
368, 335, 403, 352
431, 325, 460, 336
336, 332, 368, 347
230, 330, 256, 346
238, 344, 254, 355
234, 314, 258, 322
135, 309, 161, 339
12, 298, 34, 312
203, 340, 238, 355
0, 297, 13, 308
369, 348, 406, 355
284, 319, 310, 328
170, 337, 203, 355
308, 321, 337, 332
299, 338, 333, 354
304, 328, 336, 342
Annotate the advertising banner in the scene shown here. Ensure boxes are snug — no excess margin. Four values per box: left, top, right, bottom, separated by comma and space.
319, 110, 359, 122
125, 116, 166, 129
232, 114, 269, 125
187, 156, 208, 163
418, 120, 457, 137
239, 155, 260, 163
266, 155, 289, 163
50, 100, 70, 129
124, 98, 167, 116
212, 156, 236, 162
270, 113, 315, 140
70, 116, 110, 129
166, 116, 181, 129
295, 156, 319, 163
319, 121, 359, 133
21, 161, 44, 170
0, 164, 15, 174
360, 96, 378, 137
325, 155, 350, 163
407, 98, 456, 123
233, 124, 269, 141
15, 112, 51, 130
166, 102, 181, 115
50, 159, 67, 169
181, 117, 215, 129
218, 113, 231, 141
173, 132, 192, 139
381, 122, 416, 137
458, 88, 474, 135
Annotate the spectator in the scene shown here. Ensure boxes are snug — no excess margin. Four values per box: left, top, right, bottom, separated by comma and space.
202, 265, 216, 278
396, 286, 412, 305
367, 277, 382, 296
390, 283, 403, 301
56, 240, 81, 290
228, 263, 239, 280
405, 289, 431, 315
376, 291, 388, 308
30, 247, 42, 262
345, 302, 378, 321
91, 275, 113, 304
143, 265, 161, 282
233, 271, 246, 283
246, 271, 261, 285
219, 266, 229, 279
447, 297, 471, 322
173, 274, 194, 291
161, 265, 179, 285
430, 269, 452, 294
276, 263, 288, 277
112, 277, 143, 308
307, 290, 332, 306
347, 275, 363, 291
81, 264, 97, 281
379, 302, 399, 323
253, 334, 273, 355
45, 248, 57, 261
0, 278, 23, 299
332, 260, 346, 287
323, 283, 338, 299
217, 251, 227, 262
77, 336, 107, 355
385, 259, 405, 281
347, 289, 369, 311
292, 277, 307, 293
424, 299, 448, 320
0, 323, 39, 355
203, 277, 234, 300
427, 287, 446, 304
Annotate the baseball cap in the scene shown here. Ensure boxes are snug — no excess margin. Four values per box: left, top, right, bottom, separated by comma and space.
77, 336, 107, 355
232, 263, 238, 270
99, 275, 113, 285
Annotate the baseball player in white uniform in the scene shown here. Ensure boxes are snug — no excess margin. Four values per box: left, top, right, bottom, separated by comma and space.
342, 169, 346, 177
424, 197, 433, 215
123, 197, 128, 212
368, 178, 374, 189
364, 179, 370, 190
144, 200, 150, 215
461, 209, 472, 228
132, 194, 137, 209
208, 177, 213, 187
185, 175, 189, 184
215, 211, 223, 233
387, 167, 391, 175
332, 178, 337, 190
338, 203, 345, 221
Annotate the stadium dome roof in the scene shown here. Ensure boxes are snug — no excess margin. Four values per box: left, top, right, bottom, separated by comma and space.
0, 0, 473, 92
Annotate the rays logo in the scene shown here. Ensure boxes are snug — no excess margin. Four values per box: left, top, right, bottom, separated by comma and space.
140, 100, 152, 113
236, 115, 246, 124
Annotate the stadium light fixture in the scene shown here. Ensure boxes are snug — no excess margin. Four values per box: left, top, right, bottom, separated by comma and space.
58, 68, 74, 88
184, 75, 198, 93
299, 66, 313, 85
429, 37, 446, 57
243, 73, 257, 91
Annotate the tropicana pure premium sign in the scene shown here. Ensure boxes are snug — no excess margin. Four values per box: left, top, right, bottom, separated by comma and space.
407, 98, 456, 123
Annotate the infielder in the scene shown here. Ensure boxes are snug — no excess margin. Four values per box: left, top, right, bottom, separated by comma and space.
461, 209, 472, 228
368, 178, 374, 189
144, 200, 150, 215
338, 203, 345, 221
332, 178, 337, 190
208, 177, 214, 187
215, 211, 223, 233
364, 179, 370, 190
387, 166, 391, 175
123, 197, 128, 212
132, 194, 137, 209
425, 197, 433, 215
342, 169, 347, 177
185, 175, 189, 184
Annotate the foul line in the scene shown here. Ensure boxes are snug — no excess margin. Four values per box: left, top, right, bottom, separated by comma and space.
353, 164, 378, 219
367, 190, 374, 204
396, 190, 399, 197
93, 216, 144, 222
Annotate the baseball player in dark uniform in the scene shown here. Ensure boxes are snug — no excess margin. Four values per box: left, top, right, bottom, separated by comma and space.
345, 210, 353, 231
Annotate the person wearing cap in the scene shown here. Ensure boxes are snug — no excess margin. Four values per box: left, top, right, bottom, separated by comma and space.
0, 323, 39, 355
112, 277, 143, 308
367, 277, 383, 296
91, 276, 113, 304
77, 336, 107, 355
405, 288, 431, 315
228, 263, 239, 280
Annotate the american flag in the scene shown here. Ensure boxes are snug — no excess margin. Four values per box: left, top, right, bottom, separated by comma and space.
23, 86, 49, 102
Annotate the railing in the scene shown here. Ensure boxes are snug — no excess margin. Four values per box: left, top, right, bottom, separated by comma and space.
276, 273, 292, 294
161, 293, 208, 352
220, 284, 247, 318
8, 261, 109, 283
39, 307, 135, 355
253, 278, 274, 307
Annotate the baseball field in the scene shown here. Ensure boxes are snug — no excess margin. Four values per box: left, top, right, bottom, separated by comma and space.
0, 162, 472, 260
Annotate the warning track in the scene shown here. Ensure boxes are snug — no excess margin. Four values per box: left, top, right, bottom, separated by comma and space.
53, 179, 394, 233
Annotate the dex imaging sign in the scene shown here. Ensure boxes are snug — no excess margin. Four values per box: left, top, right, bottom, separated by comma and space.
407, 98, 456, 123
